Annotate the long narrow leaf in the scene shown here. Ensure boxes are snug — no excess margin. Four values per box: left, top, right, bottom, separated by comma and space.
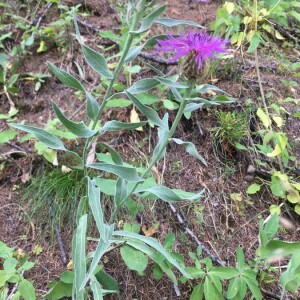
88, 178, 105, 238
126, 92, 166, 129
52, 102, 97, 138
48, 62, 85, 92
131, 5, 167, 34
80, 224, 114, 290
172, 138, 207, 166
90, 275, 104, 300
154, 18, 205, 28
152, 113, 169, 162
87, 163, 143, 182
73, 215, 87, 300
86, 92, 100, 120
10, 123, 66, 150
100, 120, 147, 132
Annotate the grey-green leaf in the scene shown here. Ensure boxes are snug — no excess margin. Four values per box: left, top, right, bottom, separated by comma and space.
86, 92, 100, 120
154, 18, 205, 28
100, 120, 147, 132
48, 62, 85, 92
10, 123, 66, 150
131, 5, 167, 34
88, 178, 105, 238
90, 275, 104, 300
127, 78, 160, 94
140, 185, 203, 202
52, 102, 97, 138
125, 35, 168, 63
81, 44, 113, 79
172, 138, 207, 166
98, 142, 123, 165
126, 92, 166, 129
87, 163, 143, 182
152, 113, 169, 162
73, 214, 87, 300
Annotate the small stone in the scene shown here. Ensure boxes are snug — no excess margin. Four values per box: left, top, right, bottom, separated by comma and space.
247, 165, 256, 174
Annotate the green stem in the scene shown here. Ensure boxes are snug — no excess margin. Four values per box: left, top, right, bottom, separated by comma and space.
254, 0, 284, 173
109, 82, 195, 223
82, 0, 147, 176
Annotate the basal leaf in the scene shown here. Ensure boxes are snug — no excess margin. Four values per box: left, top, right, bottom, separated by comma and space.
120, 245, 148, 275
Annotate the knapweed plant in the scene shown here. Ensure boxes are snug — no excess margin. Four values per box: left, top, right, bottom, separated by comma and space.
11, 1, 230, 298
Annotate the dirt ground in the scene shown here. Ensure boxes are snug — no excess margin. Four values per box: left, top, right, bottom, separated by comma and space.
1, 0, 300, 299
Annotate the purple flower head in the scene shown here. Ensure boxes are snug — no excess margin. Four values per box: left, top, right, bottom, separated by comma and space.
155, 32, 229, 69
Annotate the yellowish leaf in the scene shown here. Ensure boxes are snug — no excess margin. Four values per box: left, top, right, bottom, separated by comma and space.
224, 2, 235, 14
130, 107, 143, 131
275, 30, 285, 40
267, 144, 281, 157
272, 116, 283, 128
257, 108, 271, 128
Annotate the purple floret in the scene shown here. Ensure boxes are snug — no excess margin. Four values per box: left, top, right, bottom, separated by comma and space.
156, 32, 229, 69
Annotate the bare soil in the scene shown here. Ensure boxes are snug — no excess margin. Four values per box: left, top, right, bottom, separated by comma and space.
1, 0, 300, 299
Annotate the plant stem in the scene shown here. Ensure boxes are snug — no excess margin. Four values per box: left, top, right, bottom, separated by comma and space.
253, 0, 284, 173
82, 0, 146, 176
109, 82, 195, 223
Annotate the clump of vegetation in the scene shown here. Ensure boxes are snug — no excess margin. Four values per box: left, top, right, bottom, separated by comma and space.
213, 110, 248, 149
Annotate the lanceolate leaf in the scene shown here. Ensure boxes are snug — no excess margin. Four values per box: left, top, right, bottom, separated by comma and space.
48, 62, 85, 92
90, 275, 104, 300
125, 35, 169, 63
152, 113, 169, 162
127, 78, 159, 94
87, 163, 143, 182
52, 102, 97, 138
88, 178, 105, 238
139, 185, 203, 202
73, 214, 87, 300
154, 18, 205, 28
184, 103, 204, 112
127, 77, 187, 94
100, 120, 147, 132
156, 77, 187, 89
86, 92, 100, 120
172, 138, 207, 166
131, 5, 167, 34
81, 44, 113, 79
98, 142, 123, 165
126, 92, 166, 129
196, 84, 228, 94
10, 123, 66, 150
112, 231, 192, 279
80, 225, 113, 291
73, 13, 112, 79
115, 177, 128, 207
